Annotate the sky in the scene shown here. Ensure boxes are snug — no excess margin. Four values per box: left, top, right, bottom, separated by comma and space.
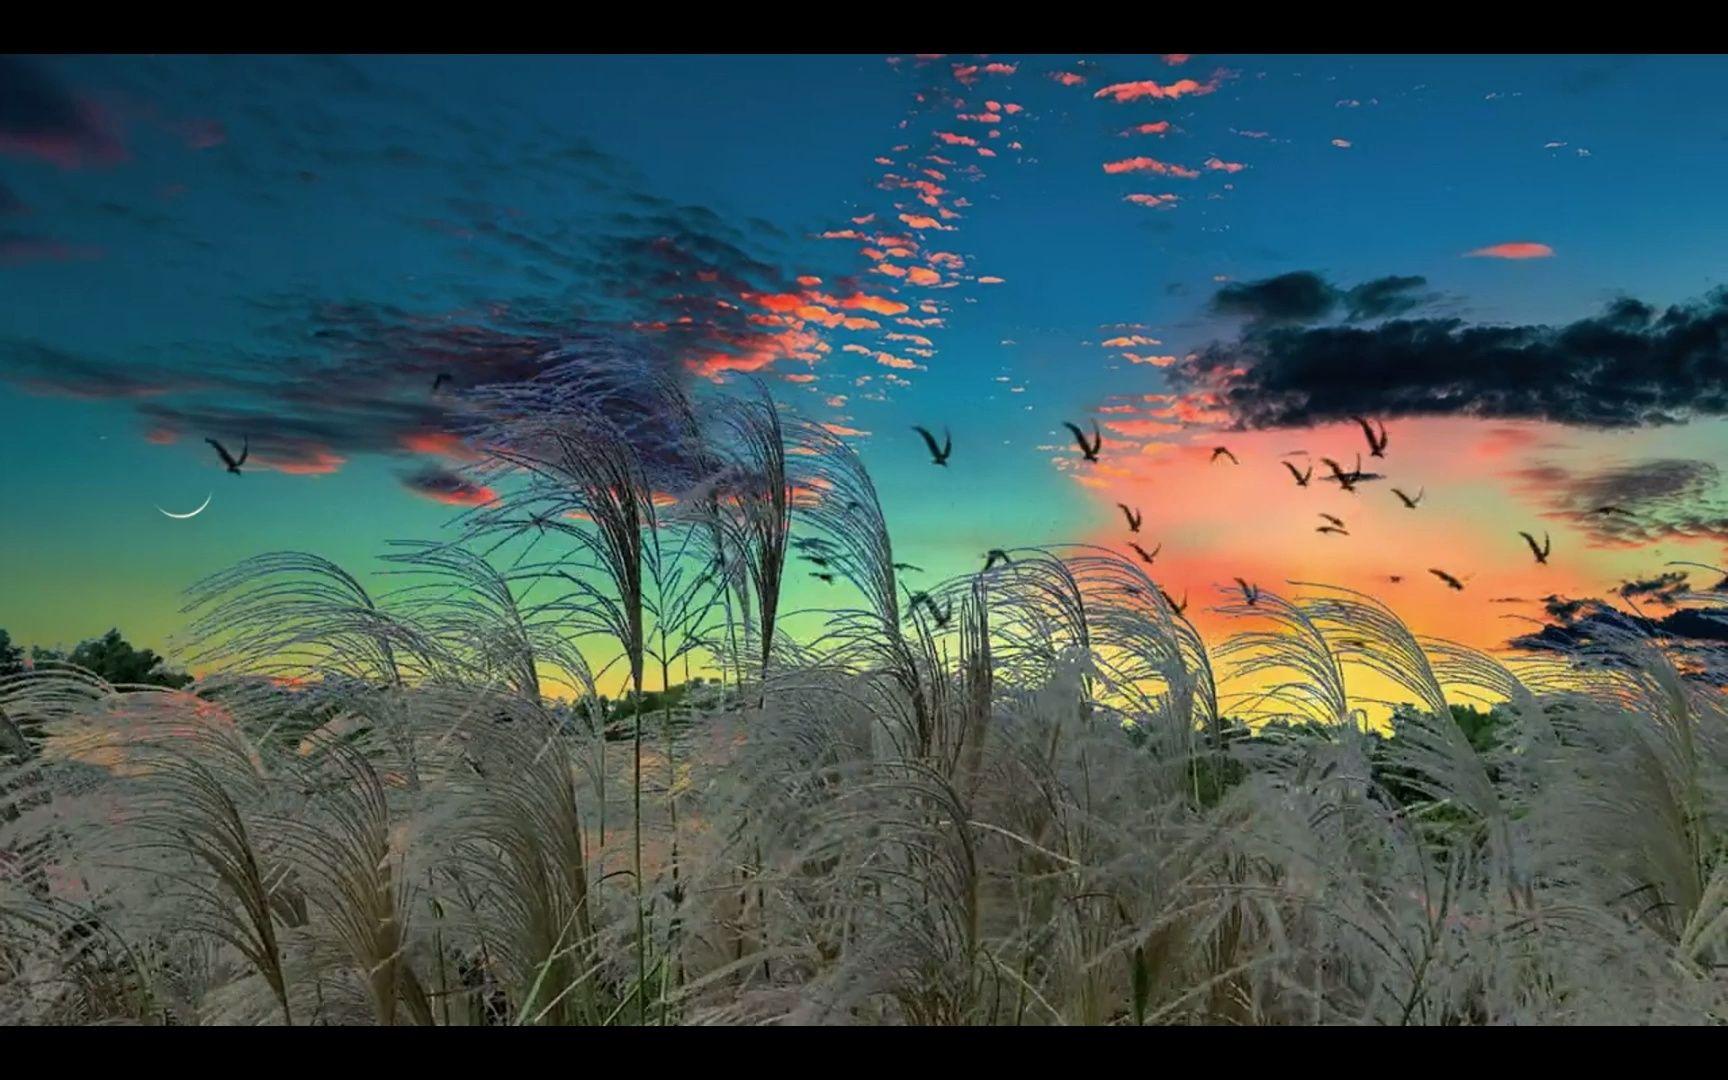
3, 53, 1727, 685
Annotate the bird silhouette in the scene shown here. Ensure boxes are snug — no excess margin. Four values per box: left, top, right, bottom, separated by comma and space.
1320, 456, 1358, 492
432, 373, 453, 394
1159, 588, 1189, 615
909, 591, 952, 627
1317, 525, 1350, 536
1591, 505, 1635, 517
1429, 568, 1465, 591
1283, 460, 1313, 487
1211, 446, 1239, 465
983, 549, 1013, 571
892, 562, 925, 574
811, 571, 837, 585
1128, 541, 1161, 565
912, 425, 952, 465
1352, 415, 1389, 458
1234, 578, 1260, 605
206, 436, 248, 475
1118, 503, 1143, 532
1393, 487, 1424, 509
1519, 530, 1552, 565
1063, 420, 1103, 462
1388, 575, 1404, 584
1319, 512, 1345, 528
803, 554, 831, 568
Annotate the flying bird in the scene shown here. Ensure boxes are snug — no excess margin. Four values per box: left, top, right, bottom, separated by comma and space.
432, 373, 453, 394
892, 562, 925, 574
1063, 420, 1103, 462
1429, 568, 1465, 591
1591, 505, 1635, 517
1118, 503, 1143, 532
1320, 456, 1358, 492
1211, 446, 1239, 465
1317, 525, 1349, 536
206, 436, 248, 476
984, 549, 1013, 571
1388, 575, 1404, 584
1159, 588, 1189, 615
909, 592, 952, 627
1234, 578, 1260, 606
1319, 513, 1345, 528
1128, 541, 1161, 565
912, 425, 952, 466
1519, 530, 1552, 565
1353, 416, 1389, 458
1282, 460, 1313, 487
1393, 487, 1424, 509
811, 572, 837, 585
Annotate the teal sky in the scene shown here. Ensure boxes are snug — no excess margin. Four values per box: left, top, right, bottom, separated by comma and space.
4, 54, 1727, 671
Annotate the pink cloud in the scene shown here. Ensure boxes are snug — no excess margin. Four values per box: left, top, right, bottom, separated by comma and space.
898, 211, 951, 231
935, 131, 979, 147
1331, 138, 1352, 148
1102, 335, 1161, 348
175, 118, 226, 150
1092, 75, 1222, 103
0, 105, 127, 170
1123, 353, 1179, 366
0, 235, 104, 265
1123, 121, 1171, 137
977, 276, 1005, 284
978, 147, 997, 157
1103, 156, 1201, 179
1050, 71, 1087, 87
1203, 156, 1245, 173
1465, 241, 1555, 260
1104, 417, 1184, 437
1163, 54, 1192, 65
783, 372, 817, 383
876, 352, 921, 370
258, 447, 347, 476
144, 425, 180, 445
906, 266, 942, 286
1123, 193, 1179, 208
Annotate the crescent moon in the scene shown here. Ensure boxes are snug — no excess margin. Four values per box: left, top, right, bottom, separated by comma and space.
157, 492, 213, 520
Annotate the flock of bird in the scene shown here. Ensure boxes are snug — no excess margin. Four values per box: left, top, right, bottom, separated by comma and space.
901, 413, 1579, 613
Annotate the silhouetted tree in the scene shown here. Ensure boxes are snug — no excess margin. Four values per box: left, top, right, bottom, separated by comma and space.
32, 628, 192, 690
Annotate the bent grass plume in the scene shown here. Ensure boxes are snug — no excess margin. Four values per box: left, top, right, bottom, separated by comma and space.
4, 372, 1727, 1025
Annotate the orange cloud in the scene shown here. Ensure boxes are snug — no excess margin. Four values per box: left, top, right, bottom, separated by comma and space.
984, 63, 1016, 75
399, 431, 480, 461
819, 229, 868, 240
957, 112, 1002, 123
1124, 121, 1172, 136
977, 276, 1005, 284
1103, 156, 1201, 179
1163, 54, 1192, 65
783, 372, 817, 383
1093, 75, 1221, 103
850, 213, 875, 225
822, 422, 870, 437
1102, 335, 1160, 348
144, 425, 179, 445
898, 212, 951, 231
906, 266, 941, 286
876, 352, 922, 370
1103, 417, 1185, 437
876, 262, 908, 278
1123, 193, 1179, 207
417, 481, 498, 507
841, 315, 880, 331
842, 343, 872, 355
259, 448, 347, 476
1123, 353, 1179, 366
1465, 242, 1555, 260
978, 147, 997, 157
1050, 71, 1087, 86
927, 251, 964, 270
1204, 156, 1246, 173
886, 331, 934, 346
796, 274, 822, 287
828, 292, 910, 316
935, 131, 979, 147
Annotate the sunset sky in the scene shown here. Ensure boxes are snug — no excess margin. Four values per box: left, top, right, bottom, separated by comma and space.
3, 53, 1726, 680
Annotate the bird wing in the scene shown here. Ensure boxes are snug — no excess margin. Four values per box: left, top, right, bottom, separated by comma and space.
1429, 569, 1460, 588
1150, 543, 1161, 558
941, 428, 951, 457
1518, 531, 1544, 559
1353, 415, 1378, 450
912, 426, 943, 459
236, 437, 248, 466
1224, 449, 1238, 464
1282, 460, 1306, 483
205, 438, 235, 467
1376, 420, 1389, 451
1062, 422, 1088, 451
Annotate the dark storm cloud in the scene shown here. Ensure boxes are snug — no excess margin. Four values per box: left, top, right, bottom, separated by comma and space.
1174, 284, 1728, 429
398, 465, 496, 507
1504, 458, 1728, 548
0, 55, 124, 167
1209, 271, 1432, 327
1511, 591, 1728, 680
1618, 571, 1692, 606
